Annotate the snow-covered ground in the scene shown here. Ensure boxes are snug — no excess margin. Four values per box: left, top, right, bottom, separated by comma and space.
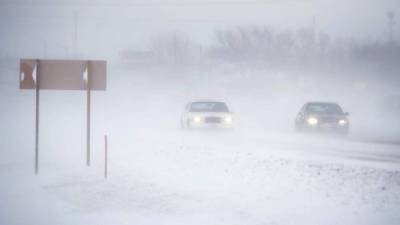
1, 62, 400, 225
1, 130, 400, 225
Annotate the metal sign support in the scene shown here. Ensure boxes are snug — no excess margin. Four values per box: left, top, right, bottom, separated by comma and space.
35, 60, 40, 174
20, 59, 106, 174
86, 70, 91, 166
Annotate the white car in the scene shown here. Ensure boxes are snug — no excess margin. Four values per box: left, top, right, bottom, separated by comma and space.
181, 101, 234, 129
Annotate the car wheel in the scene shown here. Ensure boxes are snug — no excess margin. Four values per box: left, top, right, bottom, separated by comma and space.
181, 119, 191, 130
339, 129, 349, 137
295, 123, 303, 132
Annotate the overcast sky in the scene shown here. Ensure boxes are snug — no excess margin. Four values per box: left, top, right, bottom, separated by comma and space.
0, 0, 398, 58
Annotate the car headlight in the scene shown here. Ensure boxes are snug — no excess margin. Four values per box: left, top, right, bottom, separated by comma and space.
192, 116, 202, 123
224, 116, 233, 123
307, 117, 318, 126
338, 119, 347, 126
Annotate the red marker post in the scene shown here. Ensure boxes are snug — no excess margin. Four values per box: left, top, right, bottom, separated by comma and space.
104, 135, 108, 179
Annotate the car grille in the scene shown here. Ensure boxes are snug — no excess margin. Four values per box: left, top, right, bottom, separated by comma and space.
318, 117, 338, 124
205, 117, 222, 123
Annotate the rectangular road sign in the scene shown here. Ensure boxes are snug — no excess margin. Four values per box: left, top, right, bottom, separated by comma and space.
20, 59, 106, 90
19, 58, 107, 174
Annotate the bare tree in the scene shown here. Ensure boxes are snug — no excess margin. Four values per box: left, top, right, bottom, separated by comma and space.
274, 29, 295, 64
387, 11, 395, 45
149, 32, 195, 65
213, 26, 274, 64
318, 31, 331, 60
295, 27, 317, 65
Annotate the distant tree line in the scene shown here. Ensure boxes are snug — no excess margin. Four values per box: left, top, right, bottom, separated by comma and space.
138, 26, 399, 74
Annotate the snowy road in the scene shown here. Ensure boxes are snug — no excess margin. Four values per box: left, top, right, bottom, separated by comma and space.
1, 64, 400, 225
1, 124, 400, 225
127, 128, 400, 169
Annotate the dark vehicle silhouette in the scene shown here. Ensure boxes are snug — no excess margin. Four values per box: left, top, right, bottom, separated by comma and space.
295, 102, 349, 135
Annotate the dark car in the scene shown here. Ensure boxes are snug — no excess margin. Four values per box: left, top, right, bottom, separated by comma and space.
295, 102, 349, 134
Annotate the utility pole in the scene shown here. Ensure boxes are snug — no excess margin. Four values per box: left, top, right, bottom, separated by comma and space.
43, 40, 47, 58
312, 16, 316, 31
74, 11, 78, 56
387, 11, 395, 45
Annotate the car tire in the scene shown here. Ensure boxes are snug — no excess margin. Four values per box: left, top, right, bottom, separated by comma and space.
295, 123, 303, 133
181, 120, 191, 130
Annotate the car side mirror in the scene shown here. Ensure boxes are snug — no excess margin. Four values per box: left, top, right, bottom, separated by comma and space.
344, 112, 350, 116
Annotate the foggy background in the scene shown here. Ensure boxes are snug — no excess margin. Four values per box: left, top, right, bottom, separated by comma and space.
1, 1, 400, 225
1, 0, 399, 142
1, 0, 399, 58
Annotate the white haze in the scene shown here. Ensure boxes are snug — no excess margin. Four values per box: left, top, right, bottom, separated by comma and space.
1, 1, 400, 225
1, 0, 399, 58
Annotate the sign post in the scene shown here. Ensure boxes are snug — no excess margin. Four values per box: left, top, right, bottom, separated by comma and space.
84, 66, 91, 166
34, 61, 40, 174
20, 59, 107, 174
87, 70, 91, 166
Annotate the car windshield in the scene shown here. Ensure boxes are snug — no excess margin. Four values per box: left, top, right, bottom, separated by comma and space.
190, 102, 229, 112
306, 103, 344, 115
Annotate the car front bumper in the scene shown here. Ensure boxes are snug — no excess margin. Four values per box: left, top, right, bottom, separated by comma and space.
188, 121, 234, 129
303, 123, 349, 134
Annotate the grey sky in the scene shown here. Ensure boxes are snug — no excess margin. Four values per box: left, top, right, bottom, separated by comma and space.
0, 0, 398, 58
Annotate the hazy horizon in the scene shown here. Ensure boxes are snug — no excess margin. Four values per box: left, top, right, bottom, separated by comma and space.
0, 0, 398, 59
